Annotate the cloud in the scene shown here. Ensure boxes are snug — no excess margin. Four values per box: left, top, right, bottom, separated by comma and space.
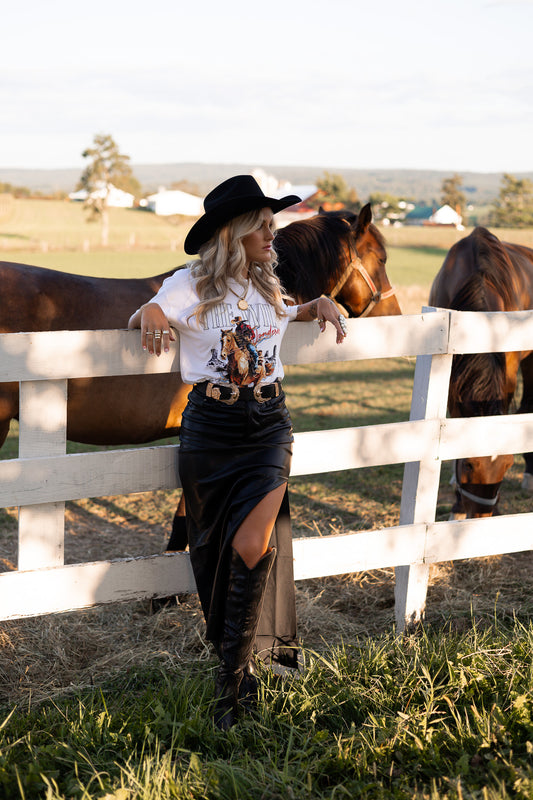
2, 0, 533, 172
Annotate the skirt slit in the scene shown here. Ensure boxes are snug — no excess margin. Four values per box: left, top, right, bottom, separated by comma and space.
178, 385, 298, 667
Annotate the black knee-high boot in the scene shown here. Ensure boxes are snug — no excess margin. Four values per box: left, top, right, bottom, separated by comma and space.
213, 648, 258, 713
214, 546, 276, 730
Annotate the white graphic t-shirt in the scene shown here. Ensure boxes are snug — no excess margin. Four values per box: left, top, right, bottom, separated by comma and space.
148, 267, 298, 386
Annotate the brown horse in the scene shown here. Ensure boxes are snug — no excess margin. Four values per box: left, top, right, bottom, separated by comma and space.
0, 203, 400, 541
430, 226, 533, 518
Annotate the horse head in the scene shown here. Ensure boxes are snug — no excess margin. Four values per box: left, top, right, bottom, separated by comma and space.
219, 329, 233, 360
453, 453, 514, 518
319, 204, 401, 318
275, 204, 401, 319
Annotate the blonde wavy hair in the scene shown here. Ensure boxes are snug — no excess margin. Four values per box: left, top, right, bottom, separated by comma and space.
187, 208, 293, 326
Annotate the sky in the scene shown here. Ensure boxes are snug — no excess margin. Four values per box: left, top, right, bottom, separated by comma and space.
1, 0, 532, 175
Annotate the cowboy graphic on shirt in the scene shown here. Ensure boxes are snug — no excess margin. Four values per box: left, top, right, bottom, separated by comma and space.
232, 316, 259, 373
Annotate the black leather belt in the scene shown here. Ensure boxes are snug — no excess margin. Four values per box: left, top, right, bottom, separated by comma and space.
194, 380, 281, 405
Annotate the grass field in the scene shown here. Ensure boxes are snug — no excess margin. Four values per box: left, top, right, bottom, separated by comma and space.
1, 199, 533, 798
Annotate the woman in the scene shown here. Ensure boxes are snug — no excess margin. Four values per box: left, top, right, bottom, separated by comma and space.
128, 175, 347, 730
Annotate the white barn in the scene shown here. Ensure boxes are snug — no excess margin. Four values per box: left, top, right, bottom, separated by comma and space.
142, 189, 204, 217
69, 183, 135, 208
429, 204, 463, 228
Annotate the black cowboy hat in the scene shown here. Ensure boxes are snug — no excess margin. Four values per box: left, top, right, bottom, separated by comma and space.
184, 175, 301, 255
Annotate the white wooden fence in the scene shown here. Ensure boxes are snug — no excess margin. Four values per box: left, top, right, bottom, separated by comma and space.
1, 308, 533, 632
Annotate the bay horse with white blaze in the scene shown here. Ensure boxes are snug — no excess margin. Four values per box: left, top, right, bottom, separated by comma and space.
0, 203, 400, 541
430, 226, 533, 518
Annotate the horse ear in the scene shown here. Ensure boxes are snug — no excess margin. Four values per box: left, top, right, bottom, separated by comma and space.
355, 203, 372, 235
318, 206, 325, 215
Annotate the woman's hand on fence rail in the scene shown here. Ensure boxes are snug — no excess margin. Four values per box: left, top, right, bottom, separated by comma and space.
295, 296, 347, 344
128, 302, 175, 356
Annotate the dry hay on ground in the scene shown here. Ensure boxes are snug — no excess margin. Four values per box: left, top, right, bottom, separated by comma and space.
0, 453, 531, 706
2, 550, 533, 707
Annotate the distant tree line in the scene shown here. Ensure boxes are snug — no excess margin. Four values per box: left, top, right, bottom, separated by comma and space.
4, 143, 533, 231
308, 172, 361, 212
0, 182, 66, 200
311, 170, 533, 229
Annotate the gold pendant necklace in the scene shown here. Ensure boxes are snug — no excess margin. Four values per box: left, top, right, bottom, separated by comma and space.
229, 281, 249, 311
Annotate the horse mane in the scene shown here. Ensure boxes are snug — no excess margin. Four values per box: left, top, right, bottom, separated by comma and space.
273, 215, 354, 300
450, 227, 517, 312
449, 228, 512, 415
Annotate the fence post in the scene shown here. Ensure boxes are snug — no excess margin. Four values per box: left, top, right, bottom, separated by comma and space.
395, 309, 453, 632
17, 379, 68, 570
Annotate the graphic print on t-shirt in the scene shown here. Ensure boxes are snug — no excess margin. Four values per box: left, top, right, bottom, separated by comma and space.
210, 304, 280, 387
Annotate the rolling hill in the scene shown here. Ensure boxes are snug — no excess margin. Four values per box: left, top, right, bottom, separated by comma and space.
1, 163, 531, 205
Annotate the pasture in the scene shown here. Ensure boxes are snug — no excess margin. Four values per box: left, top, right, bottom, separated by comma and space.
1, 198, 533, 798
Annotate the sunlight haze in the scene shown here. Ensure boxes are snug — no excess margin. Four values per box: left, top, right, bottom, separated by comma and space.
2, 0, 532, 173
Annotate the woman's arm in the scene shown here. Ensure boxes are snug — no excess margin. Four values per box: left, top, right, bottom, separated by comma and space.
128, 302, 175, 356
295, 296, 347, 344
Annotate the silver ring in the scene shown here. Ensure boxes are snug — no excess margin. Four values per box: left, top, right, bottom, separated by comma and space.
145, 330, 153, 335
162, 330, 170, 334
154, 331, 162, 338
317, 317, 325, 325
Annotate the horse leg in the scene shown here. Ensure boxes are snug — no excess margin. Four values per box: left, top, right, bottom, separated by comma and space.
0, 418, 11, 450
166, 494, 188, 551
518, 354, 533, 493
149, 494, 188, 614
0, 389, 19, 453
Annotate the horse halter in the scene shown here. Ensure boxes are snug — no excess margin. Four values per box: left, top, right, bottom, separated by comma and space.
453, 460, 501, 512
326, 249, 396, 318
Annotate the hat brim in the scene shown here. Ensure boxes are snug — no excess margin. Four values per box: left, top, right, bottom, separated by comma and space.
184, 193, 301, 255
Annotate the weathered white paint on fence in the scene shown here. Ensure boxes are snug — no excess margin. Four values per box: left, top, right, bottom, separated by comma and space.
18, 379, 67, 571
0, 553, 197, 618
448, 310, 533, 354
0, 312, 449, 382
0, 310, 532, 630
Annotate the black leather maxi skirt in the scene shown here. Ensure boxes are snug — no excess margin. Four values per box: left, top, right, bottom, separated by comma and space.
178, 384, 298, 668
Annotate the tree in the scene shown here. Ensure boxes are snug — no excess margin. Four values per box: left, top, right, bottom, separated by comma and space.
369, 192, 414, 224
309, 172, 360, 212
77, 133, 140, 246
440, 173, 466, 219
491, 173, 533, 228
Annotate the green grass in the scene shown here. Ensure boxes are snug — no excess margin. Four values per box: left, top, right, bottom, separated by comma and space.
0, 244, 441, 286
2, 621, 533, 799
0, 249, 188, 278
0, 198, 191, 252
386, 246, 447, 287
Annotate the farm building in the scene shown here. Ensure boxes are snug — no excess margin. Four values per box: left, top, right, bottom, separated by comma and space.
141, 171, 317, 221
140, 188, 204, 216
252, 168, 318, 223
405, 203, 463, 229
429, 203, 463, 227
69, 183, 135, 208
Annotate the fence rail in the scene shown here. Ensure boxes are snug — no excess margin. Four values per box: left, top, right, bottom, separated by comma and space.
1, 309, 532, 630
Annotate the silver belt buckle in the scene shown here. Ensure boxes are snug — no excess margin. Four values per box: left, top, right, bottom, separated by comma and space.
206, 382, 239, 405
